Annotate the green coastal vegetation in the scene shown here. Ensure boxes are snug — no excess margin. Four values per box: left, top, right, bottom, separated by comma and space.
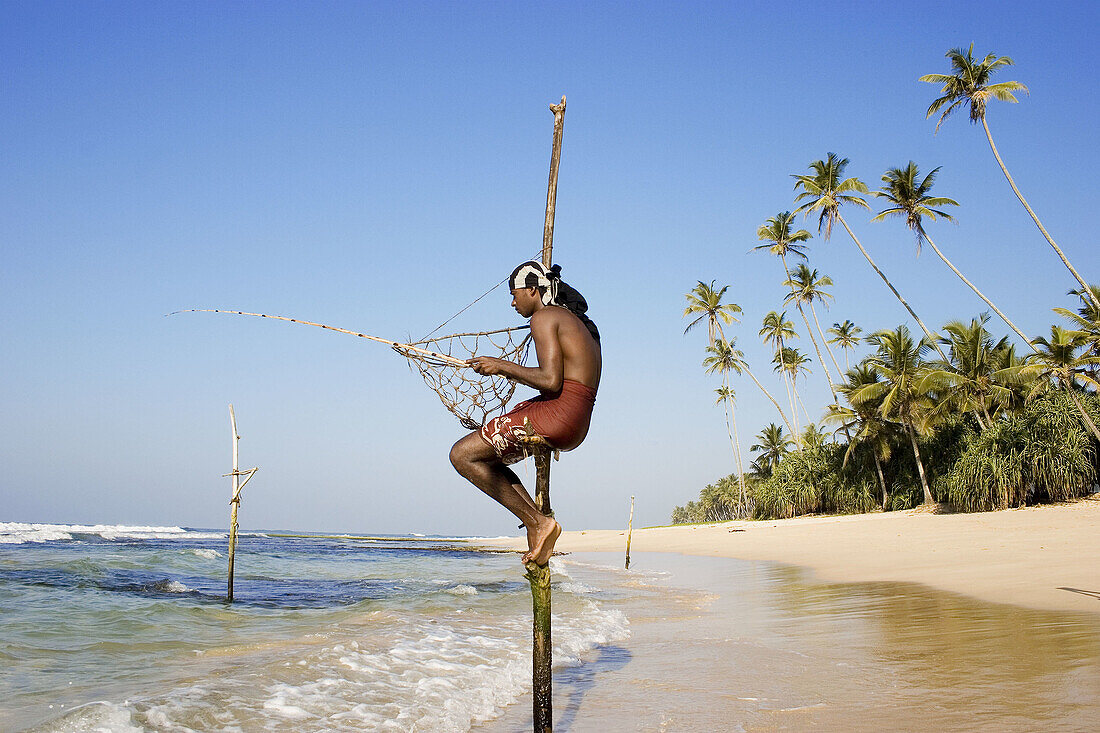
673, 46, 1100, 524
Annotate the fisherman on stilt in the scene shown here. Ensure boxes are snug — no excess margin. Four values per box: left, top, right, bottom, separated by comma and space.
449, 261, 601, 565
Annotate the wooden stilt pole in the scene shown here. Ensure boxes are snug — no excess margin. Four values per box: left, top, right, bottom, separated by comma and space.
542, 95, 566, 271
625, 495, 634, 570
225, 404, 257, 603
522, 94, 567, 733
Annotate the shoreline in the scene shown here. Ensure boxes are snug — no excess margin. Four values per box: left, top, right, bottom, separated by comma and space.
484, 497, 1100, 614
480, 551, 1100, 731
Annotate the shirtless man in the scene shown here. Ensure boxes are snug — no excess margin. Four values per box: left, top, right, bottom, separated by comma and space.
449, 261, 601, 566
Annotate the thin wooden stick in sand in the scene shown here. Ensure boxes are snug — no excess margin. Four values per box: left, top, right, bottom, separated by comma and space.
171, 309, 469, 368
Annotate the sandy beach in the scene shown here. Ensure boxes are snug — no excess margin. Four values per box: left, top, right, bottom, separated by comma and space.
481, 500, 1100, 730
488, 497, 1100, 614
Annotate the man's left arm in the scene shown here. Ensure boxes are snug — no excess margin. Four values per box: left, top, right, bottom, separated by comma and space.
467, 311, 563, 392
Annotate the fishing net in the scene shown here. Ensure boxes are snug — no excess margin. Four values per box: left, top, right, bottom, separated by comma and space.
397, 326, 532, 430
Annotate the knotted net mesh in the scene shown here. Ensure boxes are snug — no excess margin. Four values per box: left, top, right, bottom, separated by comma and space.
395, 326, 532, 430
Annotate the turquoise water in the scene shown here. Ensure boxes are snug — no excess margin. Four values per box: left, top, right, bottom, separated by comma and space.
0, 523, 630, 731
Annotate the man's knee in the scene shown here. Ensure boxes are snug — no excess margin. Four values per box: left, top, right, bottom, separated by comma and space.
449, 438, 468, 472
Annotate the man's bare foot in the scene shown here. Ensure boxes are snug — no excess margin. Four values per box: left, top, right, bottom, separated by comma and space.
522, 519, 562, 566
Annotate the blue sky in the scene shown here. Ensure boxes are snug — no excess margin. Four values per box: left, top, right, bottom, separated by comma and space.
2, 1, 1097, 535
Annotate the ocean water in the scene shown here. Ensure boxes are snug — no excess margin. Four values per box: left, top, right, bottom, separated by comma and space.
7, 523, 1100, 731
0, 523, 632, 732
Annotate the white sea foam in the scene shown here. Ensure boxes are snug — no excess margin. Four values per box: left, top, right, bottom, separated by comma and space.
91, 594, 629, 732
0, 522, 225, 543
35, 700, 144, 732
445, 584, 479, 596
188, 548, 222, 559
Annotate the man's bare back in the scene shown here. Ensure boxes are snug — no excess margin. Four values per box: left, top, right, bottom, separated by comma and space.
449, 261, 600, 565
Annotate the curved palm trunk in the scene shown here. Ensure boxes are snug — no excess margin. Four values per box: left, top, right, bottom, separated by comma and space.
781, 254, 842, 402
776, 338, 800, 439
837, 214, 949, 362
722, 376, 748, 514
808, 302, 846, 383
906, 422, 934, 505
730, 407, 747, 513
924, 231, 1035, 348
793, 379, 812, 425
740, 361, 796, 439
797, 303, 840, 400
923, 229, 1100, 439
982, 116, 1100, 312
1062, 380, 1100, 443
873, 453, 888, 510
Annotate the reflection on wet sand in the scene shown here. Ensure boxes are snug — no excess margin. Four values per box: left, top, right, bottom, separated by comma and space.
482, 553, 1100, 732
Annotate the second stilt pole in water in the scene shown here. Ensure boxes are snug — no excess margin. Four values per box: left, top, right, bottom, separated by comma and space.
225, 404, 258, 603
625, 495, 634, 570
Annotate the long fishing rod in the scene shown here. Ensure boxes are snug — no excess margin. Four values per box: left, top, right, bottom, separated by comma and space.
170, 309, 469, 368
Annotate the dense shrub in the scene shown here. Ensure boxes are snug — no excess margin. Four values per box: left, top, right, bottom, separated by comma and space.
753, 444, 875, 519
940, 392, 1098, 511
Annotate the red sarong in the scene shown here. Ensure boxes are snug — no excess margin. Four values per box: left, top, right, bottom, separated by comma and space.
479, 379, 597, 465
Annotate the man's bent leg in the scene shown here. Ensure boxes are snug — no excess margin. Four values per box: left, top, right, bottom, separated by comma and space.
449, 431, 561, 563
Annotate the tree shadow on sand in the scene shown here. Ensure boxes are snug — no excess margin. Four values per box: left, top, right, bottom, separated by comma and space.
1058, 587, 1100, 601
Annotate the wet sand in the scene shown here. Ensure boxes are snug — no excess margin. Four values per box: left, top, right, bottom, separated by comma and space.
487, 497, 1100, 614
480, 552, 1100, 732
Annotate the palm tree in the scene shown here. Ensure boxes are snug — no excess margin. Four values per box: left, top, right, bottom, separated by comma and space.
801, 422, 828, 450
829, 364, 897, 508
683, 280, 742, 347
828, 319, 863, 371
704, 342, 748, 510
871, 161, 1036, 350
784, 263, 846, 386
1025, 326, 1100, 441
1055, 285, 1100, 359
754, 211, 812, 267
712, 337, 796, 439
922, 315, 1015, 429
760, 311, 800, 436
920, 46, 1099, 311
775, 346, 813, 426
750, 423, 793, 473
848, 326, 937, 505
792, 153, 948, 361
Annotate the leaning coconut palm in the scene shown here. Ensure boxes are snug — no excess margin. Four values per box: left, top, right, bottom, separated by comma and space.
828, 319, 863, 371
683, 280, 742, 347
785, 264, 846, 386
750, 423, 793, 473
848, 326, 937, 505
792, 153, 948, 360
920, 46, 1099, 311
704, 341, 748, 511
714, 337, 796, 439
760, 311, 800, 436
871, 161, 1036, 350
1023, 326, 1100, 442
